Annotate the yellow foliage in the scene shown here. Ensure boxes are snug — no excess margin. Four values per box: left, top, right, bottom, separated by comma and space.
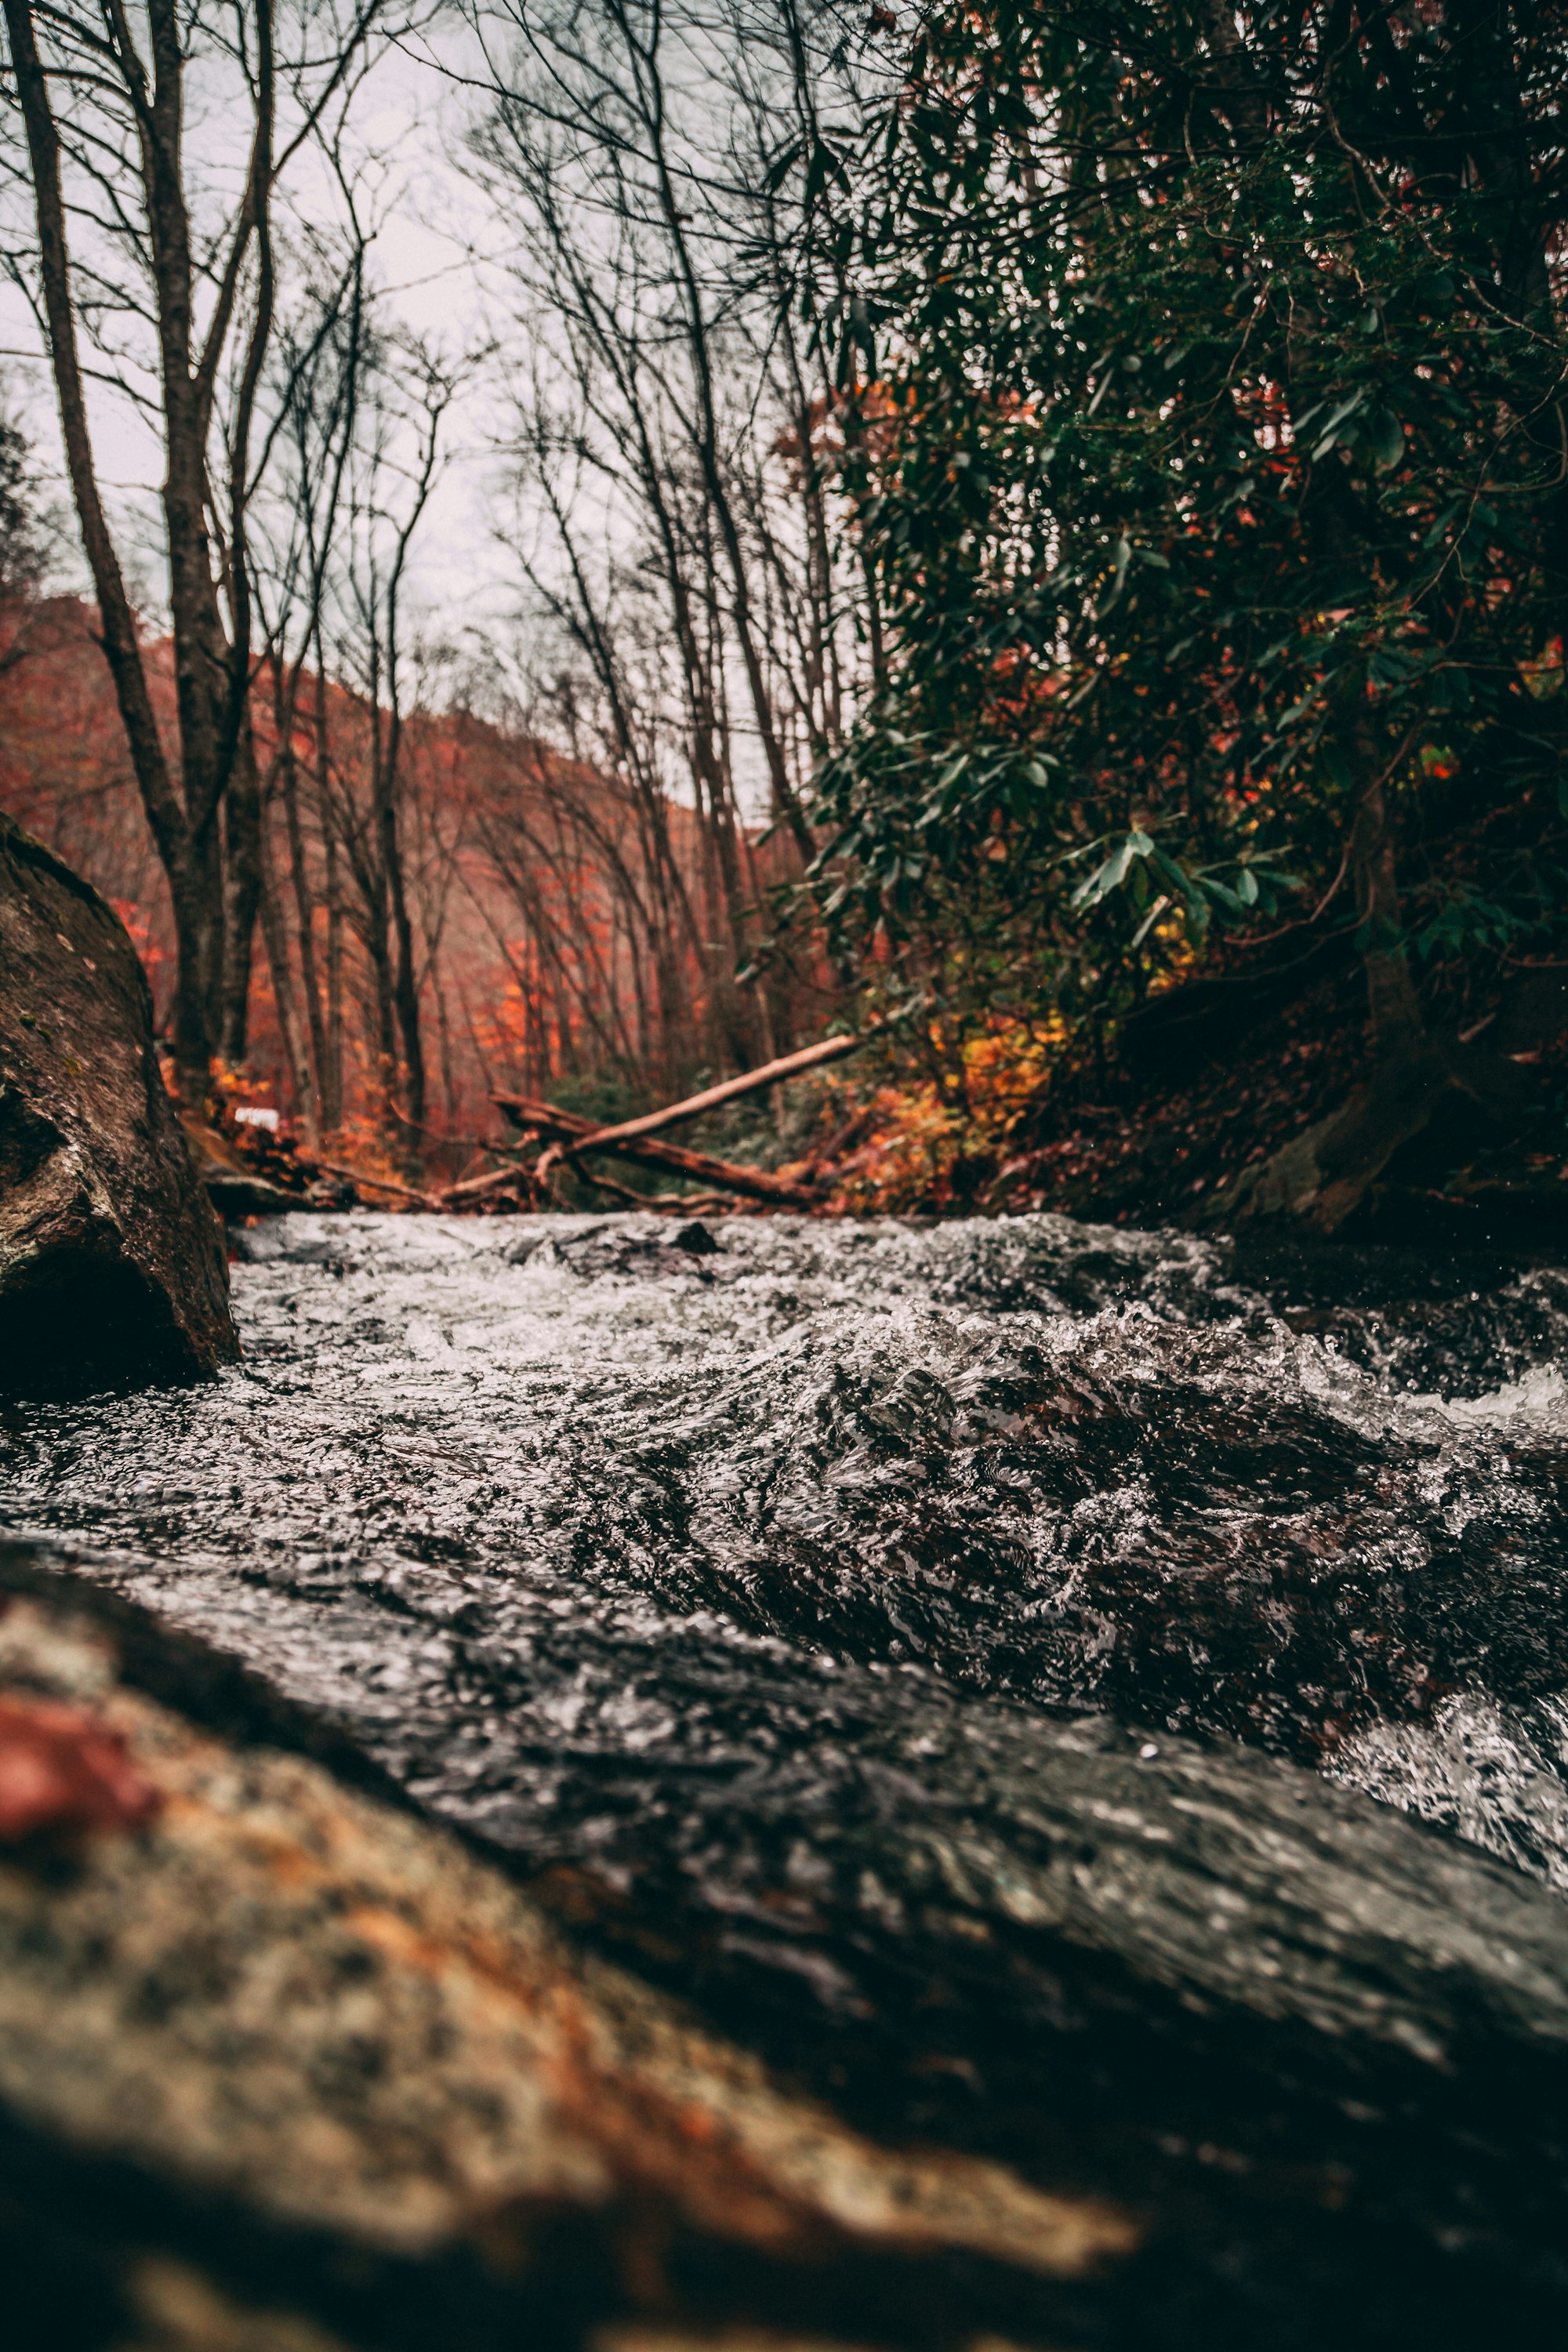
815, 1016, 1063, 1214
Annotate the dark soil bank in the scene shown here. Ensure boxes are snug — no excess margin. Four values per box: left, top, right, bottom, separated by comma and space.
989, 956, 1568, 1248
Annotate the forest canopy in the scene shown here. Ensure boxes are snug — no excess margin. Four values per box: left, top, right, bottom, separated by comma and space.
803, 0, 1567, 1075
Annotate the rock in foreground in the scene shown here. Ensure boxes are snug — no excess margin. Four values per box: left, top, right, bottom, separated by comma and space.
0, 1569, 1132, 2352
0, 814, 236, 1394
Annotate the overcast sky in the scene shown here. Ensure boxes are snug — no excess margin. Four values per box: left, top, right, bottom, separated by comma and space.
0, 23, 514, 644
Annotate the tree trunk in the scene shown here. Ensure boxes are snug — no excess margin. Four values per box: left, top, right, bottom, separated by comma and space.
1340, 699, 1423, 1066
220, 725, 263, 1066
384, 793, 426, 1134
278, 731, 327, 1135
4, 0, 283, 1107
3, 0, 205, 1098
166, 863, 216, 1098
257, 837, 314, 1134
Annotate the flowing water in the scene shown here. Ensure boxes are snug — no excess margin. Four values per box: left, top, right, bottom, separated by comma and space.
5, 1209, 1568, 2345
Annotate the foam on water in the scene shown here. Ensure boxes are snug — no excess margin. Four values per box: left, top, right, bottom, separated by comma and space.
5, 1208, 1568, 1872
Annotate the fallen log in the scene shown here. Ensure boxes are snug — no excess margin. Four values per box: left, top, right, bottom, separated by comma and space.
571, 1165, 739, 1214
438, 1149, 541, 1207
441, 1025, 882, 1211
567, 1026, 870, 1151
0, 1551, 1133, 2348
476, 1094, 818, 1208
309, 1156, 437, 1209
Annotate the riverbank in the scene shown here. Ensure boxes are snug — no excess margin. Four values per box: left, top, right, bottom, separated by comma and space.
800, 962, 1568, 1250
199, 950, 1568, 1253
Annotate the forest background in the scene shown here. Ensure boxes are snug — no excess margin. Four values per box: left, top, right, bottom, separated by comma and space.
0, 1, 1563, 1225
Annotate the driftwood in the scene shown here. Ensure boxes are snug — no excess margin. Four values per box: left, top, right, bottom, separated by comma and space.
437, 1149, 540, 1207
474, 1095, 818, 1207
433, 1029, 880, 1211
564, 1028, 869, 1151
310, 1156, 437, 1209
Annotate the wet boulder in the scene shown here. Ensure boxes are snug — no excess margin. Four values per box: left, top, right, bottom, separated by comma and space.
0, 813, 237, 1394
0, 1563, 1133, 2352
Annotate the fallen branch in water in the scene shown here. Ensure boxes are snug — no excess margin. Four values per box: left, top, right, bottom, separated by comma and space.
310, 1157, 437, 1208
438, 1148, 540, 1207
572, 1166, 739, 1214
469, 1096, 818, 1208
430, 1025, 889, 1212
564, 1028, 872, 1152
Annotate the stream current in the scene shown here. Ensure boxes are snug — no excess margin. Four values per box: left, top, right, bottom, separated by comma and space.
5, 1209, 1568, 2345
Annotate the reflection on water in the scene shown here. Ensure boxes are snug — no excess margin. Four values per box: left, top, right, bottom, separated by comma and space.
4, 1210, 1568, 2345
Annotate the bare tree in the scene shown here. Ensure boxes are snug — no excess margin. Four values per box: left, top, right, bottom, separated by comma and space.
463, 0, 868, 1072
245, 194, 462, 1147
248, 224, 372, 1137
0, 0, 396, 1098
325, 333, 456, 1136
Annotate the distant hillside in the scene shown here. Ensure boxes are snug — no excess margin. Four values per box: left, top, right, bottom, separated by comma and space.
0, 594, 811, 1178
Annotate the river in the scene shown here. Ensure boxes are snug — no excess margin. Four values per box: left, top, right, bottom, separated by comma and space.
5, 1208, 1568, 2346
